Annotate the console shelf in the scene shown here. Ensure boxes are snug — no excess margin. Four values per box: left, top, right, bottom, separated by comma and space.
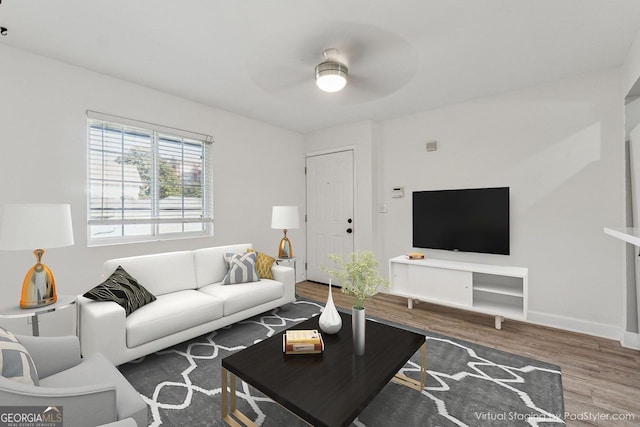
388, 256, 528, 329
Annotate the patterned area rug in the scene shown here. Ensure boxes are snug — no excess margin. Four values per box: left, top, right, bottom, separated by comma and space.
118, 300, 565, 426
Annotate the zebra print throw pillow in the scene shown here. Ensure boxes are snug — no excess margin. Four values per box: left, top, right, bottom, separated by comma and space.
83, 266, 156, 316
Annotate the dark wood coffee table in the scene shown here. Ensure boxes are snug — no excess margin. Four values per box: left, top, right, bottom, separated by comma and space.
221, 312, 426, 427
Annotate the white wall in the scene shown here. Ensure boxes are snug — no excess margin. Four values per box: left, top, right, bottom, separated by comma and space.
377, 69, 625, 338
619, 27, 640, 347
626, 95, 640, 340
0, 45, 305, 335
622, 28, 640, 98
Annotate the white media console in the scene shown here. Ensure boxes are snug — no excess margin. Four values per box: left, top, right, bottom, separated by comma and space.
388, 256, 528, 329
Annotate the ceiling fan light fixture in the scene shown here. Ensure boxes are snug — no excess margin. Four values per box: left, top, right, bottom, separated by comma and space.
315, 49, 348, 93
315, 62, 348, 92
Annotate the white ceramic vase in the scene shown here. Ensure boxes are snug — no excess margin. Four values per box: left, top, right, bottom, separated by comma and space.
318, 281, 342, 334
352, 307, 366, 355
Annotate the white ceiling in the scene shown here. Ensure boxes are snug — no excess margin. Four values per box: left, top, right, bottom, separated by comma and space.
2, 0, 640, 133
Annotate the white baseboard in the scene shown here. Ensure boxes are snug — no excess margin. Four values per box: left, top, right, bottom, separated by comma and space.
527, 310, 622, 342
622, 331, 640, 350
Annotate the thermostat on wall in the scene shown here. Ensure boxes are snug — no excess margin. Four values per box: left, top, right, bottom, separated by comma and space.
392, 187, 404, 198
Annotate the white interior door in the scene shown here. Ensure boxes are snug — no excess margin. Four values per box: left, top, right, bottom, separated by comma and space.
306, 150, 355, 284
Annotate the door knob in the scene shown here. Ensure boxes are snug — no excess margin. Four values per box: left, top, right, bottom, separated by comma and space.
347, 218, 353, 224
346, 228, 353, 234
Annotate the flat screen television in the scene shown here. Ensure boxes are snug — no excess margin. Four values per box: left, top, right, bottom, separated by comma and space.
412, 187, 510, 255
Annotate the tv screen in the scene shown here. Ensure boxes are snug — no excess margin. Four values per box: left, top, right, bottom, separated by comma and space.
412, 187, 510, 255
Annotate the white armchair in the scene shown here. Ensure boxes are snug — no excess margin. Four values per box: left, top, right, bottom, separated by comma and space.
0, 334, 147, 427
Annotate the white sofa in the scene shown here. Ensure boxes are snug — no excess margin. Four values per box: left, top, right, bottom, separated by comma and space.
79, 244, 295, 366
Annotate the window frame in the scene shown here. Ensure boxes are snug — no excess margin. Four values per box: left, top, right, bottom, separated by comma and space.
86, 111, 214, 246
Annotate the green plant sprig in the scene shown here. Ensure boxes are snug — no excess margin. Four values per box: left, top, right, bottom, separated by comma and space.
321, 251, 389, 310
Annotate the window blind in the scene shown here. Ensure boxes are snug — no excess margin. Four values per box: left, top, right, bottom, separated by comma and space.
87, 112, 214, 244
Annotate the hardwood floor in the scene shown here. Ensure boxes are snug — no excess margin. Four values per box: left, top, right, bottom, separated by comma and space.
296, 281, 640, 427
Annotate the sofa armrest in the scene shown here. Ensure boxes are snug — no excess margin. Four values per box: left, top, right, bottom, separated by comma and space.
0, 376, 117, 426
78, 296, 127, 365
271, 264, 295, 302
16, 335, 81, 379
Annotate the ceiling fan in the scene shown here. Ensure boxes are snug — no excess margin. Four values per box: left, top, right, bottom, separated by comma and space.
245, 22, 418, 105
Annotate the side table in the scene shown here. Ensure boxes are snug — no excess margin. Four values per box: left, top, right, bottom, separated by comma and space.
0, 295, 77, 336
275, 256, 298, 297
275, 256, 297, 281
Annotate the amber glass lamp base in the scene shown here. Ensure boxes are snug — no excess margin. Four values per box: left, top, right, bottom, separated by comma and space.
20, 249, 58, 309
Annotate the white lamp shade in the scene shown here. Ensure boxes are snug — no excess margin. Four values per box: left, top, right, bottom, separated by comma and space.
271, 206, 300, 230
0, 203, 74, 250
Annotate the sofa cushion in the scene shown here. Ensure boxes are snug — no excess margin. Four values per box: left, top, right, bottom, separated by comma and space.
84, 266, 156, 316
0, 327, 39, 385
222, 252, 260, 285
193, 244, 252, 288
125, 290, 224, 348
198, 279, 283, 316
247, 249, 275, 280
103, 251, 197, 296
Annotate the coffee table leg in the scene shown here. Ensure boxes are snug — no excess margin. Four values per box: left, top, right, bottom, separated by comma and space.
221, 367, 230, 424
392, 341, 427, 392
419, 341, 427, 389
221, 367, 256, 427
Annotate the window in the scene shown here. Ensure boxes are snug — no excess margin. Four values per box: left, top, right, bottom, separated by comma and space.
87, 111, 213, 245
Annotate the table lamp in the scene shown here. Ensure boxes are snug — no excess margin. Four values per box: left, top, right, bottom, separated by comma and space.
271, 206, 300, 258
0, 204, 74, 308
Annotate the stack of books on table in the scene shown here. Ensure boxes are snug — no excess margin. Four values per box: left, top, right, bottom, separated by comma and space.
282, 329, 325, 355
